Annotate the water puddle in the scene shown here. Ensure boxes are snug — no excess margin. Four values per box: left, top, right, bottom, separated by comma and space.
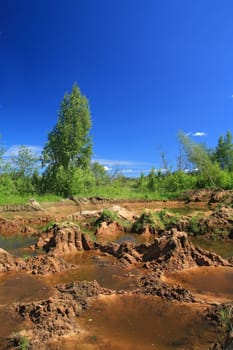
0, 235, 37, 257
0, 272, 52, 347
0, 272, 53, 305
45, 251, 138, 290
0, 306, 26, 348
49, 295, 217, 350
191, 237, 233, 259
164, 266, 233, 302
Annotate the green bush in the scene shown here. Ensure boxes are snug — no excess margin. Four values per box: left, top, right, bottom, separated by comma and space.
187, 215, 207, 236
132, 210, 164, 233
157, 209, 180, 229
95, 209, 119, 227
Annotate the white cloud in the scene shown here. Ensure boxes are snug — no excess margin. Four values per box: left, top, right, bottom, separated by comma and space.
186, 131, 207, 137
103, 166, 112, 171
4, 145, 43, 157
122, 169, 133, 173
92, 158, 156, 177
192, 132, 207, 137
94, 158, 134, 167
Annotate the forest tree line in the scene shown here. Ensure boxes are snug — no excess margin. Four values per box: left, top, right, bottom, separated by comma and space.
0, 83, 233, 201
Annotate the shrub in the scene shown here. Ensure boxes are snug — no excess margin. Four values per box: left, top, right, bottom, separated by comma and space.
95, 209, 119, 227
157, 209, 180, 229
132, 210, 164, 233
187, 215, 207, 236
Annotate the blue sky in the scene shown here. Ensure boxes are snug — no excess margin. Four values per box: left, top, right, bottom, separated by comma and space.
1, 0, 233, 175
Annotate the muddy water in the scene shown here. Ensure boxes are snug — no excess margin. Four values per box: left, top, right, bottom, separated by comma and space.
191, 237, 233, 259
0, 272, 53, 305
0, 306, 26, 349
45, 251, 138, 291
0, 235, 37, 257
164, 266, 233, 302
0, 272, 53, 346
50, 295, 217, 350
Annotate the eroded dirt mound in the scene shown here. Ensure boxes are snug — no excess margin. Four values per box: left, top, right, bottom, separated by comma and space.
205, 303, 233, 350
24, 254, 76, 275
106, 205, 136, 222
184, 189, 233, 205
135, 273, 196, 302
9, 280, 113, 348
207, 206, 233, 237
34, 223, 93, 255
95, 221, 125, 237
66, 209, 102, 222
0, 216, 36, 236
0, 248, 76, 275
184, 205, 233, 238
96, 229, 231, 270
0, 248, 25, 272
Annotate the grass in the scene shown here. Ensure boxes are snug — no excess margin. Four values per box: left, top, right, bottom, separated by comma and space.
95, 209, 119, 227
11, 334, 29, 350
0, 176, 187, 206
132, 210, 163, 233
0, 186, 182, 206
41, 221, 56, 232
70, 183, 183, 200
0, 194, 62, 205
219, 304, 233, 333
80, 225, 97, 242
132, 209, 181, 233
186, 214, 207, 236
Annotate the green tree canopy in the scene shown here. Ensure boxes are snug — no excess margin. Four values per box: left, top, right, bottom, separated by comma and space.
213, 130, 233, 171
177, 131, 221, 187
0, 135, 5, 172
42, 83, 92, 170
90, 161, 109, 185
12, 145, 39, 177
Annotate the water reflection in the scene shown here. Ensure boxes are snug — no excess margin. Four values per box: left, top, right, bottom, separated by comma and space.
0, 235, 37, 257
0, 273, 52, 305
191, 237, 233, 259
46, 251, 138, 291
164, 266, 233, 301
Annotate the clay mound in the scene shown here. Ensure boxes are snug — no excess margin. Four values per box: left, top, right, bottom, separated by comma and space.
135, 274, 195, 302
205, 206, 233, 238
205, 303, 233, 350
210, 190, 233, 205
34, 223, 93, 255
145, 229, 230, 270
25, 254, 76, 275
96, 229, 231, 271
185, 206, 233, 238
0, 216, 37, 236
208, 206, 233, 225
106, 205, 136, 222
0, 217, 21, 235
184, 189, 233, 205
10, 280, 113, 348
66, 209, 102, 222
0, 248, 25, 272
95, 221, 125, 237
